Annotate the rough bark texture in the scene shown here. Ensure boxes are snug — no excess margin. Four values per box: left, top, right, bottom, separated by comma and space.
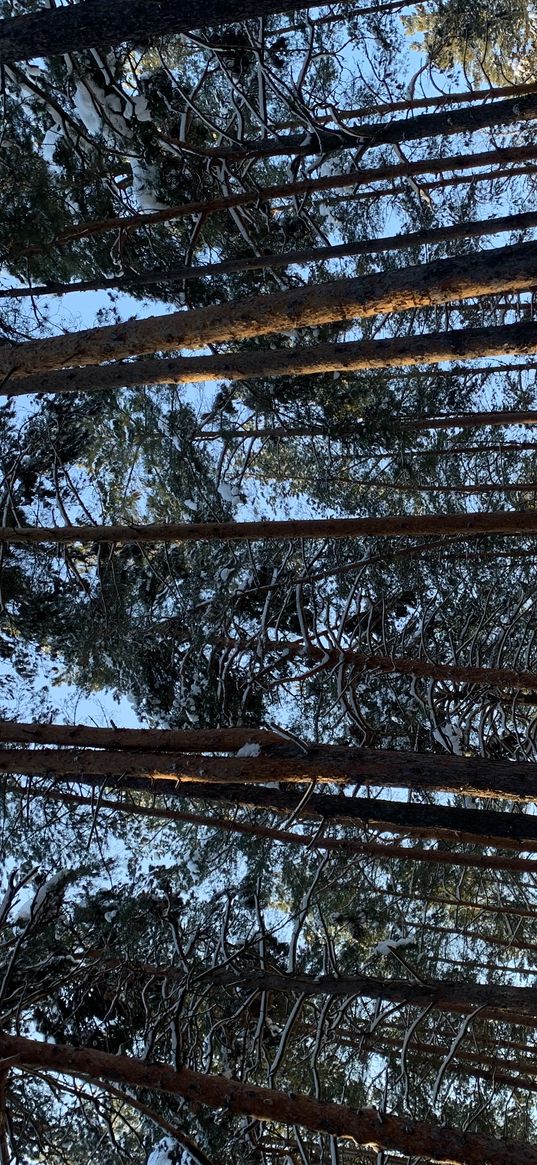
8, 207, 537, 303
1, 1032, 536, 1165
4, 509, 537, 543
12, 319, 537, 397
11, 779, 537, 873
94, 959, 537, 1025
1, 726, 537, 801
0, 720, 282, 752
3, 747, 536, 847
3, 240, 537, 379
0, 0, 324, 63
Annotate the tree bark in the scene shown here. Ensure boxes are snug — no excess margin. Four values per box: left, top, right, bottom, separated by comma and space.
276, 79, 537, 130
13, 142, 537, 261
1, 1032, 534, 1165
5, 509, 537, 544
3, 747, 537, 847
195, 418, 537, 441
163, 93, 537, 161
96, 960, 537, 1025
261, 638, 537, 692
0, 720, 283, 752
3, 737, 537, 800
8, 207, 537, 302
11, 775, 537, 874
12, 318, 537, 397
0, 0, 335, 63
7, 239, 537, 380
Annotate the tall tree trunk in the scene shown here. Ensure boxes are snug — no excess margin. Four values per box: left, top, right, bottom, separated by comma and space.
3, 747, 537, 847
15, 142, 537, 261
2, 735, 537, 800
410, 409, 537, 431
4, 509, 537, 544
12, 318, 537, 397
277, 78, 537, 129
82, 959, 537, 1025
194, 417, 537, 441
166, 92, 537, 161
258, 637, 537, 691
1, 1031, 535, 1165
9, 207, 537, 302
12, 776, 537, 874
5, 239, 537, 379
0, 0, 333, 63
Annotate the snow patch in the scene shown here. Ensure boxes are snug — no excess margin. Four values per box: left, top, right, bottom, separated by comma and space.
236, 743, 261, 758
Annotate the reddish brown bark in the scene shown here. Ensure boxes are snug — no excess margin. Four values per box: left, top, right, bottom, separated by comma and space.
1, 1031, 535, 1164
12, 319, 537, 398
3, 747, 537, 848
5, 239, 537, 380
1, 725, 536, 802
9, 777, 537, 873
10, 143, 537, 263
265, 638, 537, 692
4, 509, 537, 544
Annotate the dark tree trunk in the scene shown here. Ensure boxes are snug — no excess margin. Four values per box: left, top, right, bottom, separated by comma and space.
13, 143, 537, 262
174, 91, 537, 161
0, 0, 330, 63
3, 746, 537, 847
1, 725, 536, 801
12, 777, 537, 874
8, 207, 537, 302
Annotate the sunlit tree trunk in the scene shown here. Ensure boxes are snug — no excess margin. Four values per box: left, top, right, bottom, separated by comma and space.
1, 1031, 536, 1165
1, 732, 537, 800
3, 747, 537, 847
11, 318, 537, 397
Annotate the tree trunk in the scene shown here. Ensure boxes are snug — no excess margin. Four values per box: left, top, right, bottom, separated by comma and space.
12, 318, 537, 398
194, 418, 537, 441
276, 78, 537, 130
2, 735, 537, 800
167, 92, 537, 161
4, 509, 537, 544
9, 207, 537, 302
411, 409, 537, 430
10, 775, 537, 873
0, 720, 283, 752
4, 238, 537, 379
14, 142, 537, 260
95, 959, 537, 1025
1, 1032, 536, 1164
3, 747, 537, 847
0, 0, 332, 63
261, 638, 537, 692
